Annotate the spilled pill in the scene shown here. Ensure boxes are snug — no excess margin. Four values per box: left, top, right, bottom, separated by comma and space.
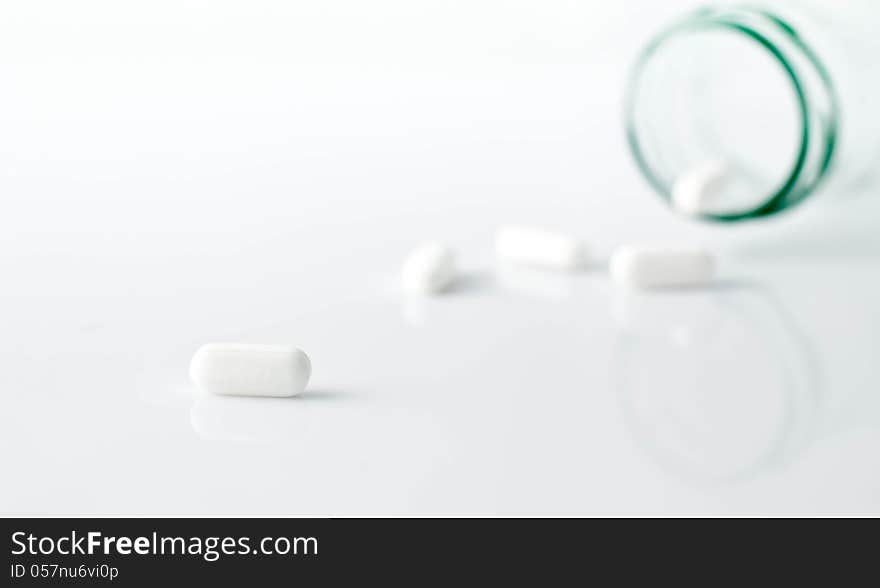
401, 242, 457, 294
671, 160, 728, 216
495, 225, 588, 270
610, 245, 714, 289
189, 343, 311, 397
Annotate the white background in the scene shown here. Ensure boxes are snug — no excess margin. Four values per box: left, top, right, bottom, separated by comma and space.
1, 1, 879, 515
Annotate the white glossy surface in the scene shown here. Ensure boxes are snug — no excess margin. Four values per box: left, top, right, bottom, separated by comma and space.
1, 1, 879, 515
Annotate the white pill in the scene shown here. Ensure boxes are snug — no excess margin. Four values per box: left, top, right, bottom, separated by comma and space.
401, 242, 457, 294
610, 245, 714, 289
189, 343, 311, 397
494, 225, 588, 270
671, 160, 728, 216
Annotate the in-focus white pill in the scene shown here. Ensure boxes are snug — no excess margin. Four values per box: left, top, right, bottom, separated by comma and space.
671, 160, 728, 216
401, 242, 457, 294
189, 344, 311, 397
494, 225, 588, 270
610, 245, 714, 289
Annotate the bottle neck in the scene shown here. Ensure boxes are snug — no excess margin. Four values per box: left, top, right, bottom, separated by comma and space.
626, 6, 838, 221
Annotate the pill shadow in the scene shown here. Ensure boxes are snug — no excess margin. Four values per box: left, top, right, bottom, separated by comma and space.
624, 278, 755, 293
449, 270, 495, 295
291, 389, 360, 403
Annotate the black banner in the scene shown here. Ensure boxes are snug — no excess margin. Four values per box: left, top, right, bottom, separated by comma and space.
0, 518, 868, 585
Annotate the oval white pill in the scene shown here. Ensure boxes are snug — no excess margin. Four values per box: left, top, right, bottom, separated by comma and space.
494, 225, 588, 270
189, 344, 311, 397
671, 160, 728, 216
610, 245, 714, 289
401, 242, 457, 294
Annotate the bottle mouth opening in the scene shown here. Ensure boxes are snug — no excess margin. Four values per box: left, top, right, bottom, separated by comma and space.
625, 7, 838, 222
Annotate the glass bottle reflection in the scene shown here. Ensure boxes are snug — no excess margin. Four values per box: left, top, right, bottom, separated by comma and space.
612, 283, 820, 483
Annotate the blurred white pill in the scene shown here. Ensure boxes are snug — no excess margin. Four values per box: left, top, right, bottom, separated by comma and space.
190, 343, 311, 397
672, 160, 728, 216
610, 245, 714, 289
494, 225, 588, 270
401, 242, 457, 294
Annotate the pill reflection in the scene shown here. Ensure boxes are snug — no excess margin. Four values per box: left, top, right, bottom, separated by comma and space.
612, 289, 723, 345
190, 395, 318, 443
401, 270, 493, 327
189, 393, 456, 492
495, 263, 575, 301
